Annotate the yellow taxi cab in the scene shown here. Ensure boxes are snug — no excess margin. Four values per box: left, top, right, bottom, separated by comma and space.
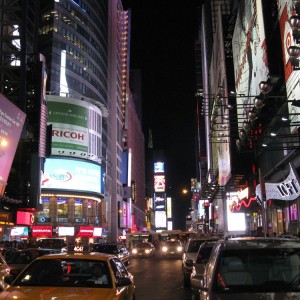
0, 251, 135, 300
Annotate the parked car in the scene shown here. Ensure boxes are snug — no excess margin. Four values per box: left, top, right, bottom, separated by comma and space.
4, 248, 60, 277
190, 240, 217, 298
1, 251, 135, 300
159, 239, 183, 258
198, 237, 300, 299
182, 236, 219, 287
90, 243, 130, 266
131, 242, 156, 257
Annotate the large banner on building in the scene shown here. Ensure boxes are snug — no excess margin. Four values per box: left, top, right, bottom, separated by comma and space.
232, 0, 270, 130
47, 95, 103, 160
0, 94, 26, 195
277, 0, 300, 133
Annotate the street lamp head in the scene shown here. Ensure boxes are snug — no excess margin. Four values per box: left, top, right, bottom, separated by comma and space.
254, 97, 265, 109
259, 81, 272, 94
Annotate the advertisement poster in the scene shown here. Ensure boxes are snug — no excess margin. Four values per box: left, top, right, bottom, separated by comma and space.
0, 94, 26, 195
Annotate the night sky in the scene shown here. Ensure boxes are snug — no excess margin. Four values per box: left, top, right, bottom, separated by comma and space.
122, 1, 201, 230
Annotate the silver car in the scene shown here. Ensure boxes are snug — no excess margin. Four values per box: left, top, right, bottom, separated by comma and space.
190, 240, 217, 298
182, 236, 219, 287
199, 237, 300, 299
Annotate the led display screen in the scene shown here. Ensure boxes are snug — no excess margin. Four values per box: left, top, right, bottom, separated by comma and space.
154, 175, 165, 192
58, 226, 75, 236
16, 211, 34, 225
11, 227, 28, 236
226, 194, 246, 232
154, 162, 164, 173
41, 158, 102, 194
32, 226, 52, 237
155, 211, 167, 229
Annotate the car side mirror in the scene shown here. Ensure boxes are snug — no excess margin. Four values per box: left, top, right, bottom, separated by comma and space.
185, 259, 194, 267
116, 277, 132, 287
4, 275, 14, 286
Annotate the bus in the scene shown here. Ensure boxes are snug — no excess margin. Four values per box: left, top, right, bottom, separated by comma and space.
125, 232, 159, 249
158, 230, 197, 246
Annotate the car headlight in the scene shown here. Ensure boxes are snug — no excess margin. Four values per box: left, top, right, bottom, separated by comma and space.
177, 246, 183, 252
132, 249, 137, 254
145, 249, 150, 254
162, 246, 168, 252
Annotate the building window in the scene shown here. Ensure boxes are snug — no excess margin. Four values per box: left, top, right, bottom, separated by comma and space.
75, 199, 83, 218
37, 197, 50, 218
57, 198, 68, 218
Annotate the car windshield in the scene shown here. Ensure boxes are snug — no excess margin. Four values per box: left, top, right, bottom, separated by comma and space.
135, 243, 152, 248
92, 244, 118, 254
36, 239, 66, 249
165, 241, 181, 246
13, 258, 113, 288
187, 240, 204, 253
214, 248, 300, 292
6, 250, 44, 264
196, 246, 213, 263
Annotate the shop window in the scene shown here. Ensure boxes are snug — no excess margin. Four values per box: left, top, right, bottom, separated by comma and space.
57, 198, 68, 218
37, 197, 50, 218
75, 199, 83, 218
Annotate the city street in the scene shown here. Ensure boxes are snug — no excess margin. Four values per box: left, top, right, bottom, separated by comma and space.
127, 256, 194, 300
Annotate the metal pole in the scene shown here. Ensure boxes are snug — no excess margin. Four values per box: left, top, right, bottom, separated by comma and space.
258, 168, 268, 237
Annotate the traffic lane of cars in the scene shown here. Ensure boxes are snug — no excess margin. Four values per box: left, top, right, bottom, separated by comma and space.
198, 237, 300, 299
4, 248, 61, 277
0, 251, 135, 300
128, 252, 194, 300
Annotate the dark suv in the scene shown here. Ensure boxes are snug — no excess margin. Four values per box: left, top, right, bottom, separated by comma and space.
90, 243, 130, 266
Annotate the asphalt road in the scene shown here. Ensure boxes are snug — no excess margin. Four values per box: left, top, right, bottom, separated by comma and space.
127, 256, 194, 300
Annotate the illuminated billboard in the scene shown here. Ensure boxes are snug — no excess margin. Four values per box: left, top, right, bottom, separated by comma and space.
11, 227, 29, 237
119, 200, 131, 228
0, 94, 26, 195
41, 158, 103, 195
226, 193, 246, 232
58, 226, 74, 236
16, 211, 34, 226
155, 211, 167, 229
47, 95, 103, 160
32, 226, 52, 237
154, 175, 165, 192
154, 194, 166, 210
167, 197, 172, 218
154, 161, 164, 173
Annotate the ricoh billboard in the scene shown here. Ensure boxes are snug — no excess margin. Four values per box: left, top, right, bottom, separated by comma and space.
47, 95, 102, 160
